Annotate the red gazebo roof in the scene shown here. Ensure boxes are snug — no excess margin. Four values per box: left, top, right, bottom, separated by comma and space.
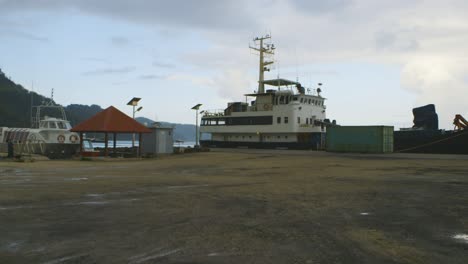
71, 106, 151, 133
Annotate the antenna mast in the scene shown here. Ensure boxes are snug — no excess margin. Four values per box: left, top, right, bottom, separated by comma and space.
249, 34, 275, 94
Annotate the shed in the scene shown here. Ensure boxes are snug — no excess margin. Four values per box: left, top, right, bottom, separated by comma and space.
71, 106, 151, 156
141, 123, 174, 155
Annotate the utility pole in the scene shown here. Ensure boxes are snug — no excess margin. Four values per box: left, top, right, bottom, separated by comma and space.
191, 104, 202, 148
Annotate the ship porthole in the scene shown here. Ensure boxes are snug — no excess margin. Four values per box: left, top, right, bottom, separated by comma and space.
70, 135, 78, 143
57, 135, 65, 143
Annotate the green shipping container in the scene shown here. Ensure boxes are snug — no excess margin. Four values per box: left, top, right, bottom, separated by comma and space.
326, 126, 394, 153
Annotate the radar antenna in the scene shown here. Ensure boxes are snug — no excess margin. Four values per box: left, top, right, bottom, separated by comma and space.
249, 34, 275, 94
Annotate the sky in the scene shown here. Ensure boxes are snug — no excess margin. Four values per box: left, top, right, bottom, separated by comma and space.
1, 0, 467, 129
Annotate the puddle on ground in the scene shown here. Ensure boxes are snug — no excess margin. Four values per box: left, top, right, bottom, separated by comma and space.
167, 184, 210, 189
66, 177, 88, 181
76, 201, 110, 205
1, 241, 23, 252
67, 198, 140, 206
43, 254, 87, 264
453, 234, 468, 243
84, 193, 104, 198
129, 248, 181, 264
0, 205, 36, 210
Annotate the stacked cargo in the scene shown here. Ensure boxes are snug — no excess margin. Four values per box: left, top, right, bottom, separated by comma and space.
326, 126, 394, 153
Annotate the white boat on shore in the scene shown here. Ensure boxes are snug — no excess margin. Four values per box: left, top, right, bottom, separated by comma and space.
0, 101, 80, 158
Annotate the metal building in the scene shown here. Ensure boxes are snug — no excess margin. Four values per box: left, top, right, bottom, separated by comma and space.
141, 123, 174, 155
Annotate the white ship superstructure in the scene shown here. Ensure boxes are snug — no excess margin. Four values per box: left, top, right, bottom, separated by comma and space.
200, 35, 329, 149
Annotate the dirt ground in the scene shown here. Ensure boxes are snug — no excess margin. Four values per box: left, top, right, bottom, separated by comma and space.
0, 149, 467, 263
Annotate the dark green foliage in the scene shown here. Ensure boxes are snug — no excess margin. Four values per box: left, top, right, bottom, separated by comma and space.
0, 69, 102, 128
65, 104, 103, 126
0, 69, 47, 127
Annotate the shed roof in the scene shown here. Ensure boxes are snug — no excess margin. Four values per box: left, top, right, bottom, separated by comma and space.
71, 106, 151, 133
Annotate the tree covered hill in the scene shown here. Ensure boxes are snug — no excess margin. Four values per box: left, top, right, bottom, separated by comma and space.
0, 69, 196, 141
0, 69, 103, 127
0, 69, 46, 127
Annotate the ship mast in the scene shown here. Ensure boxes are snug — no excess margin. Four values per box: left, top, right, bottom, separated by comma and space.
250, 34, 275, 94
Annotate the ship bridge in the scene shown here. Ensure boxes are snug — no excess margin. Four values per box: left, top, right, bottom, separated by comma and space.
244, 78, 299, 97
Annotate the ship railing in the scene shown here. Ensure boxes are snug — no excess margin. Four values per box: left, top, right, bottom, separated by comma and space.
202, 109, 225, 118
20, 139, 46, 155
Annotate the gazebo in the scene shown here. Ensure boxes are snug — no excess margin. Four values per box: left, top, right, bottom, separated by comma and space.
71, 106, 151, 157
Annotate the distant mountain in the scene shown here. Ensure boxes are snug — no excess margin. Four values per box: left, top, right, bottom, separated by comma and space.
0, 68, 197, 142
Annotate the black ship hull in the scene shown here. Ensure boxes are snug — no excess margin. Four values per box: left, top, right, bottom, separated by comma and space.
394, 130, 468, 154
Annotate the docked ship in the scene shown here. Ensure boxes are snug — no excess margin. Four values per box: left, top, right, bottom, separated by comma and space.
200, 35, 331, 149
0, 100, 80, 158
394, 104, 468, 154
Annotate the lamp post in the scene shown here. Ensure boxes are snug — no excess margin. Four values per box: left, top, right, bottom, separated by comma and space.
191, 103, 202, 148
127, 97, 142, 149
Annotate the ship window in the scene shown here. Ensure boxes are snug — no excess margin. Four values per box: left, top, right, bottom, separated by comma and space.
277, 135, 280, 139
57, 122, 65, 129
284, 117, 289, 124
308, 99, 311, 104
49, 122, 57, 129
249, 136, 252, 139
277, 117, 281, 124
242, 136, 245, 139
293, 96, 298, 101
285, 135, 288, 139
297, 117, 301, 124
300, 98, 304, 103
306, 118, 309, 124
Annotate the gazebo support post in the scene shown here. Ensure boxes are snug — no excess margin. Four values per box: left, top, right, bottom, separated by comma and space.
79, 132, 83, 155
113, 132, 117, 155
138, 133, 142, 157
104, 132, 108, 157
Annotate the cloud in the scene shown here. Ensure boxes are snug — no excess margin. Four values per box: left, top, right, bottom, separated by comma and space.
0, 0, 258, 30
0, 29, 48, 42
110, 36, 130, 46
81, 57, 109, 63
138, 74, 166, 80
290, 0, 354, 14
375, 31, 419, 52
152, 61, 175, 68
210, 69, 254, 100
82, 66, 136, 76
